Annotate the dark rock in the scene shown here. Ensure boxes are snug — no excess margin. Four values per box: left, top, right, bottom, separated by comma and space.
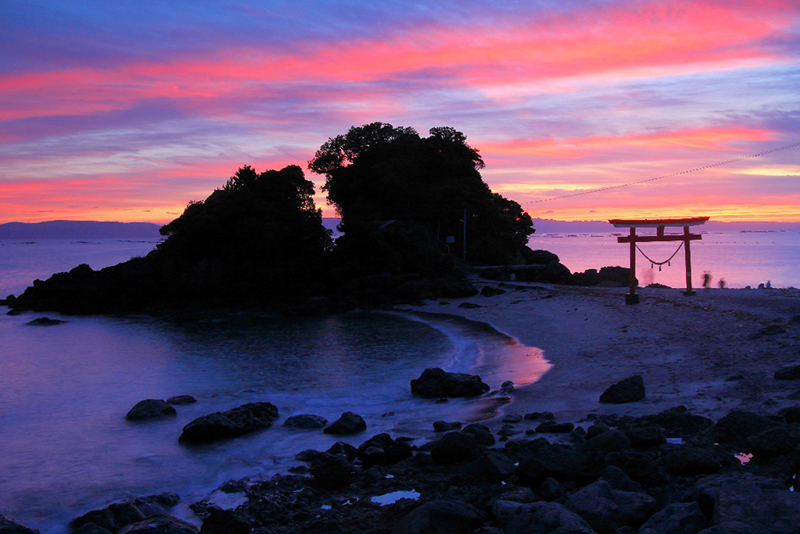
607, 451, 666, 487
69, 493, 179, 533
779, 406, 800, 423
583, 429, 631, 452
294, 449, 322, 462
430, 431, 482, 464
774, 364, 800, 380
0, 515, 39, 534
125, 399, 177, 421
466, 450, 515, 482
646, 406, 713, 438
703, 409, 777, 444
309, 452, 353, 489
327, 441, 357, 457
458, 302, 483, 309
524, 412, 542, 420
746, 425, 800, 457
515, 444, 584, 487
117, 515, 198, 534
638, 502, 706, 534
703, 481, 800, 533
501, 381, 515, 394
599, 375, 645, 404
199, 508, 251, 534
461, 423, 496, 446
357, 433, 412, 466
695, 473, 783, 516
323, 412, 366, 435
166, 395, 196, 405
179, 402, 279, 444
25, 317, 66, 326
536, 422, 575, 433
624, 425, 666, 448
493, 500, 595, 534
394, 500, 483, 534
599, 465, 641, 492
502, 414, 522, 423
586, 423, 610, 439
539, 477, 566, 501
566, 480, 656, 534
410, 367, 490, 398
725, 374, 745, 382
663, 448, 720, 476
283, 414, 327, 430
71, 524, 111, 534
433, 420, 462, 432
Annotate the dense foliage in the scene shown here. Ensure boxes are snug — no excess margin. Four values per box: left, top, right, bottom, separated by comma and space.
309, 123, 534, 265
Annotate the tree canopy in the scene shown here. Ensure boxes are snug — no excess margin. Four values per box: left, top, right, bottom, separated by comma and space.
309, 123, 533, 265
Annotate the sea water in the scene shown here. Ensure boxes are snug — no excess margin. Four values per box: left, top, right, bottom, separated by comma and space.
0, 240, 549, 533
530, 230, 800, 289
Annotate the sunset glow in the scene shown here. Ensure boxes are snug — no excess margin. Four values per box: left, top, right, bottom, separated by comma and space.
1, 0, 799, 223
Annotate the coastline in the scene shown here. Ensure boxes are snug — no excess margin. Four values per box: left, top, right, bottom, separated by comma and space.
398, 282, 800, 425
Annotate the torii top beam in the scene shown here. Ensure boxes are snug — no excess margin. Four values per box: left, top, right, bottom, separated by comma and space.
608, 216, 710, 228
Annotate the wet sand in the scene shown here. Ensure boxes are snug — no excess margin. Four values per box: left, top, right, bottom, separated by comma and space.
400, 282, 800, 425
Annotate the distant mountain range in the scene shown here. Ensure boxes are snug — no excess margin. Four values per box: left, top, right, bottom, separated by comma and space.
1, 218, 797, 240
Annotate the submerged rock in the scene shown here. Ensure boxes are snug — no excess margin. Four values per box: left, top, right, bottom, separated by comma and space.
323, 412, 366, 435
25, 317, 66, 326
166, 395, 196, 405
125, 399, 177, 421
179, 402, 278, 444
599, 375, 645, 404
410, 367, 490, 398
283, 414, 328, 430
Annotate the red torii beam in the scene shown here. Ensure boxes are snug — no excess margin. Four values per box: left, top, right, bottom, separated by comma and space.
608, 217, 710, 304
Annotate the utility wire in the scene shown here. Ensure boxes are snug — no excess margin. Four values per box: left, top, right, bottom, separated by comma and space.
526, 141, 800, 204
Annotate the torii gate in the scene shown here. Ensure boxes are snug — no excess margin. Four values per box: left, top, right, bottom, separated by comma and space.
608, 217, 710, 304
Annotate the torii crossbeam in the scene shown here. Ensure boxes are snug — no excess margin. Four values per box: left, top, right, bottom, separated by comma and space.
608, 216, 710, 304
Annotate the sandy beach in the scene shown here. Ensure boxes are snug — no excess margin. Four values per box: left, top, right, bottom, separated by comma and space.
402, 281, 800, 426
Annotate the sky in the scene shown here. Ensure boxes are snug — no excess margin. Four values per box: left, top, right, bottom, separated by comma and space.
1, 0, 799, 224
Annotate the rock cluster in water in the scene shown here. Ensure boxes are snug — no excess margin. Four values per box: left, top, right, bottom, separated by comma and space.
179, 402, 279, 444
410, 367, 491, 398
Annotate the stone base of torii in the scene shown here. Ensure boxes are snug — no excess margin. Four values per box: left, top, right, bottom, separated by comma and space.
608, 217, 710, 304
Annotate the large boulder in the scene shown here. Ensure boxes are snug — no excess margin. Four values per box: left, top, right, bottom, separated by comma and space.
125, 399, 177, 421
283, 414, 327, 430
701, 409, 777, 444
323, 412, 366, 435
410, 368, 490, 398
394, 500, 484, 534
566, 480, 656, 534
179, 402, 278, 444
702, 481, 800, 533
493, 500, 596, 534
430, 431, 483, 464
599, 375, 645, 404
514, 444, 585, 487
309, 452, 353, 489
638, 502, 706, 534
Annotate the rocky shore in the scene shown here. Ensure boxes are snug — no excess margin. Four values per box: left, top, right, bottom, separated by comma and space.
2, 283, 798, 533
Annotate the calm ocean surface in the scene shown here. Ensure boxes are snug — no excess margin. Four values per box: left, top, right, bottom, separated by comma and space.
0, 239, 548, 533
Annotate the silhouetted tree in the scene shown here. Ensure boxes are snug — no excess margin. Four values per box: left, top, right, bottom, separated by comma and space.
309, 123, 533, 266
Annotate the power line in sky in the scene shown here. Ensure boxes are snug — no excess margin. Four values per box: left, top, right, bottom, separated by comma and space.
525, 140, 800, 205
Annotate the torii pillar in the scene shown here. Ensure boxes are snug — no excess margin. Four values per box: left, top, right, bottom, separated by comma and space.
608, 217, 710, 304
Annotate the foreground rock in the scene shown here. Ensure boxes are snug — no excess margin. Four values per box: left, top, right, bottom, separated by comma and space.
599, 375, 645, 404
125, 399, 177, 421
179, 402, 278, 443
69, 493, 180, 533
284, 414, 328, 430
25, 317, 66, 326
410, 368, 490, 398
186, 404, 800, 534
